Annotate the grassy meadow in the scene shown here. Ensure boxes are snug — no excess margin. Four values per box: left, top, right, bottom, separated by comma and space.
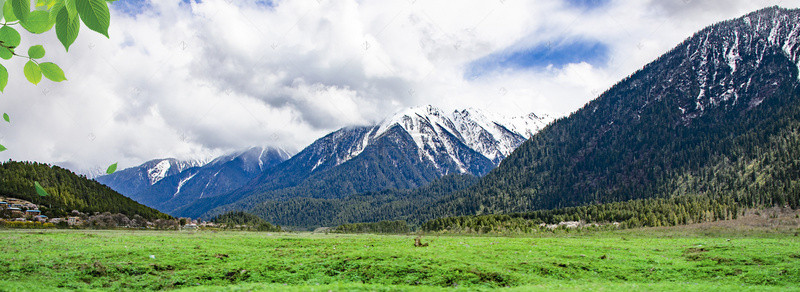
1, 215, 799, 291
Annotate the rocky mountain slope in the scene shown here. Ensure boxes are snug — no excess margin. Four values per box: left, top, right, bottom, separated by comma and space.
175, 106, 551, 218
96, 147, 291, 214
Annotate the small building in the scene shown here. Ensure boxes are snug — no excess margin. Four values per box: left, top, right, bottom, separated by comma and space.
0, 202, 7, 209
25, 210, 41, 219
182, 223, 198, 230
34, 215, 48, 222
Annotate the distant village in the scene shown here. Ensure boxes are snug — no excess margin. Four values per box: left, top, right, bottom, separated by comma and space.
0, 196, 222, 230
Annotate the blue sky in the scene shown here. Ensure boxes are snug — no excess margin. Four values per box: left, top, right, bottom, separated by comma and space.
466, 39, 610, 79
566, 0, 611, 10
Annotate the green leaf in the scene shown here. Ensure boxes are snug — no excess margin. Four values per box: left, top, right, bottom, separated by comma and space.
20, 10, 54, 34
28, 45, 45, 58
34, 181, 49, 196
65, 0, 77, 20
2, 112, 8, 122
24, 60, 42, 85
0, 143, 6, 152
3, 0, 17, 22
11, 0, 29, 21
0, 25, 21, 47
106, 162, 117, 174
0, 63, 7, 92
48, 0, 62, 23
40, 62, 66, 82
76, 0, 109, 37
0, 48, 11, 60
0, 26, 19, 60
55, 7, 79, 51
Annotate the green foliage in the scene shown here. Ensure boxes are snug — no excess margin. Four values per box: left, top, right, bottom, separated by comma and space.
54, 3, 79, 51
22, 60, 40, 84
333, 220, 410, 234
0, 144, 5, 152
27, 44, 44, 58
39, 62, 64, 81
34, 180, 49, 196
0, 63, 7, 91
19, 10, 54, 34
0, 230, 798, 290
219, 174, 480, 229
75, 0, 109, 37
0, 221, 55, 228
105, 162, 116, 174
211, 211, 282, 232
421, 195, 741, 233
0, 160, 170, 220
0, 26, 21, 60
11, 0, 29, 21
0, 0, 112, 88
2, 112, 7, 122
3, 1, 17, 22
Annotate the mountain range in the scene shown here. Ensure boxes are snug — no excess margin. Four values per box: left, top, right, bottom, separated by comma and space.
96, 147, 292, 214
199, 6, 800, 228
97, 6, 800, 229
98, 106, 551, 217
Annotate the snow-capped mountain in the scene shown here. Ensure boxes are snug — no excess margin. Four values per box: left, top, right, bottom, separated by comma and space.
175, 106, 551, 218
313, 105, 552, 173
96, 147, 291, 214
95, 158, 205, 198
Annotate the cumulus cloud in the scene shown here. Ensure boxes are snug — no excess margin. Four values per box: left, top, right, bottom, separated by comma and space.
0, 0, 796, 175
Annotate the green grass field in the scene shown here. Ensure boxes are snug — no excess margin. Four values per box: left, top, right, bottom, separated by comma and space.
1, 219, 799, 292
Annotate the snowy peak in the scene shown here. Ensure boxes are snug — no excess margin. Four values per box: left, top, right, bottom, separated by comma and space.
141, 158, 205, 185
372, 105, 552, 166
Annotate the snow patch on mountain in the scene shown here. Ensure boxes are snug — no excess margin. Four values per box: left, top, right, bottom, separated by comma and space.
147, 160, 172, 185
173, 173, 197, 198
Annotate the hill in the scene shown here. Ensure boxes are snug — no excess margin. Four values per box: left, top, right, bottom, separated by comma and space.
415, 6, 800, 220
0, 160, 170, 219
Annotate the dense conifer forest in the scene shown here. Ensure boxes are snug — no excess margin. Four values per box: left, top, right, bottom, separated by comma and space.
0, 161, 170, 220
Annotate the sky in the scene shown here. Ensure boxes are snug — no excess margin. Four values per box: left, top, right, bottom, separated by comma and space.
0, 0, 797, 175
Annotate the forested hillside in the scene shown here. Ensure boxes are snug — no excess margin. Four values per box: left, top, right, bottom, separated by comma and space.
0, 161, 170, 219
236, 174, 479, 228
420, 7, 800, 220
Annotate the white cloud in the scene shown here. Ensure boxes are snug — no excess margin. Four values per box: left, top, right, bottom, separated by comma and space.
0, 0, 796, 175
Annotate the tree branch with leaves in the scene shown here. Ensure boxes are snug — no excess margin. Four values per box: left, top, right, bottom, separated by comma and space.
0, 0, 116, 192
1, 0, 114, 154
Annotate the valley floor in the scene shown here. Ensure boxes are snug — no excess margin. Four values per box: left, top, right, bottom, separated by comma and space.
1, 219, 799, 291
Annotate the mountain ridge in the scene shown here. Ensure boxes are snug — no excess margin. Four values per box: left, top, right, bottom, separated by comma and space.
96, 146, 292, 214
174, 106, 551, 218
